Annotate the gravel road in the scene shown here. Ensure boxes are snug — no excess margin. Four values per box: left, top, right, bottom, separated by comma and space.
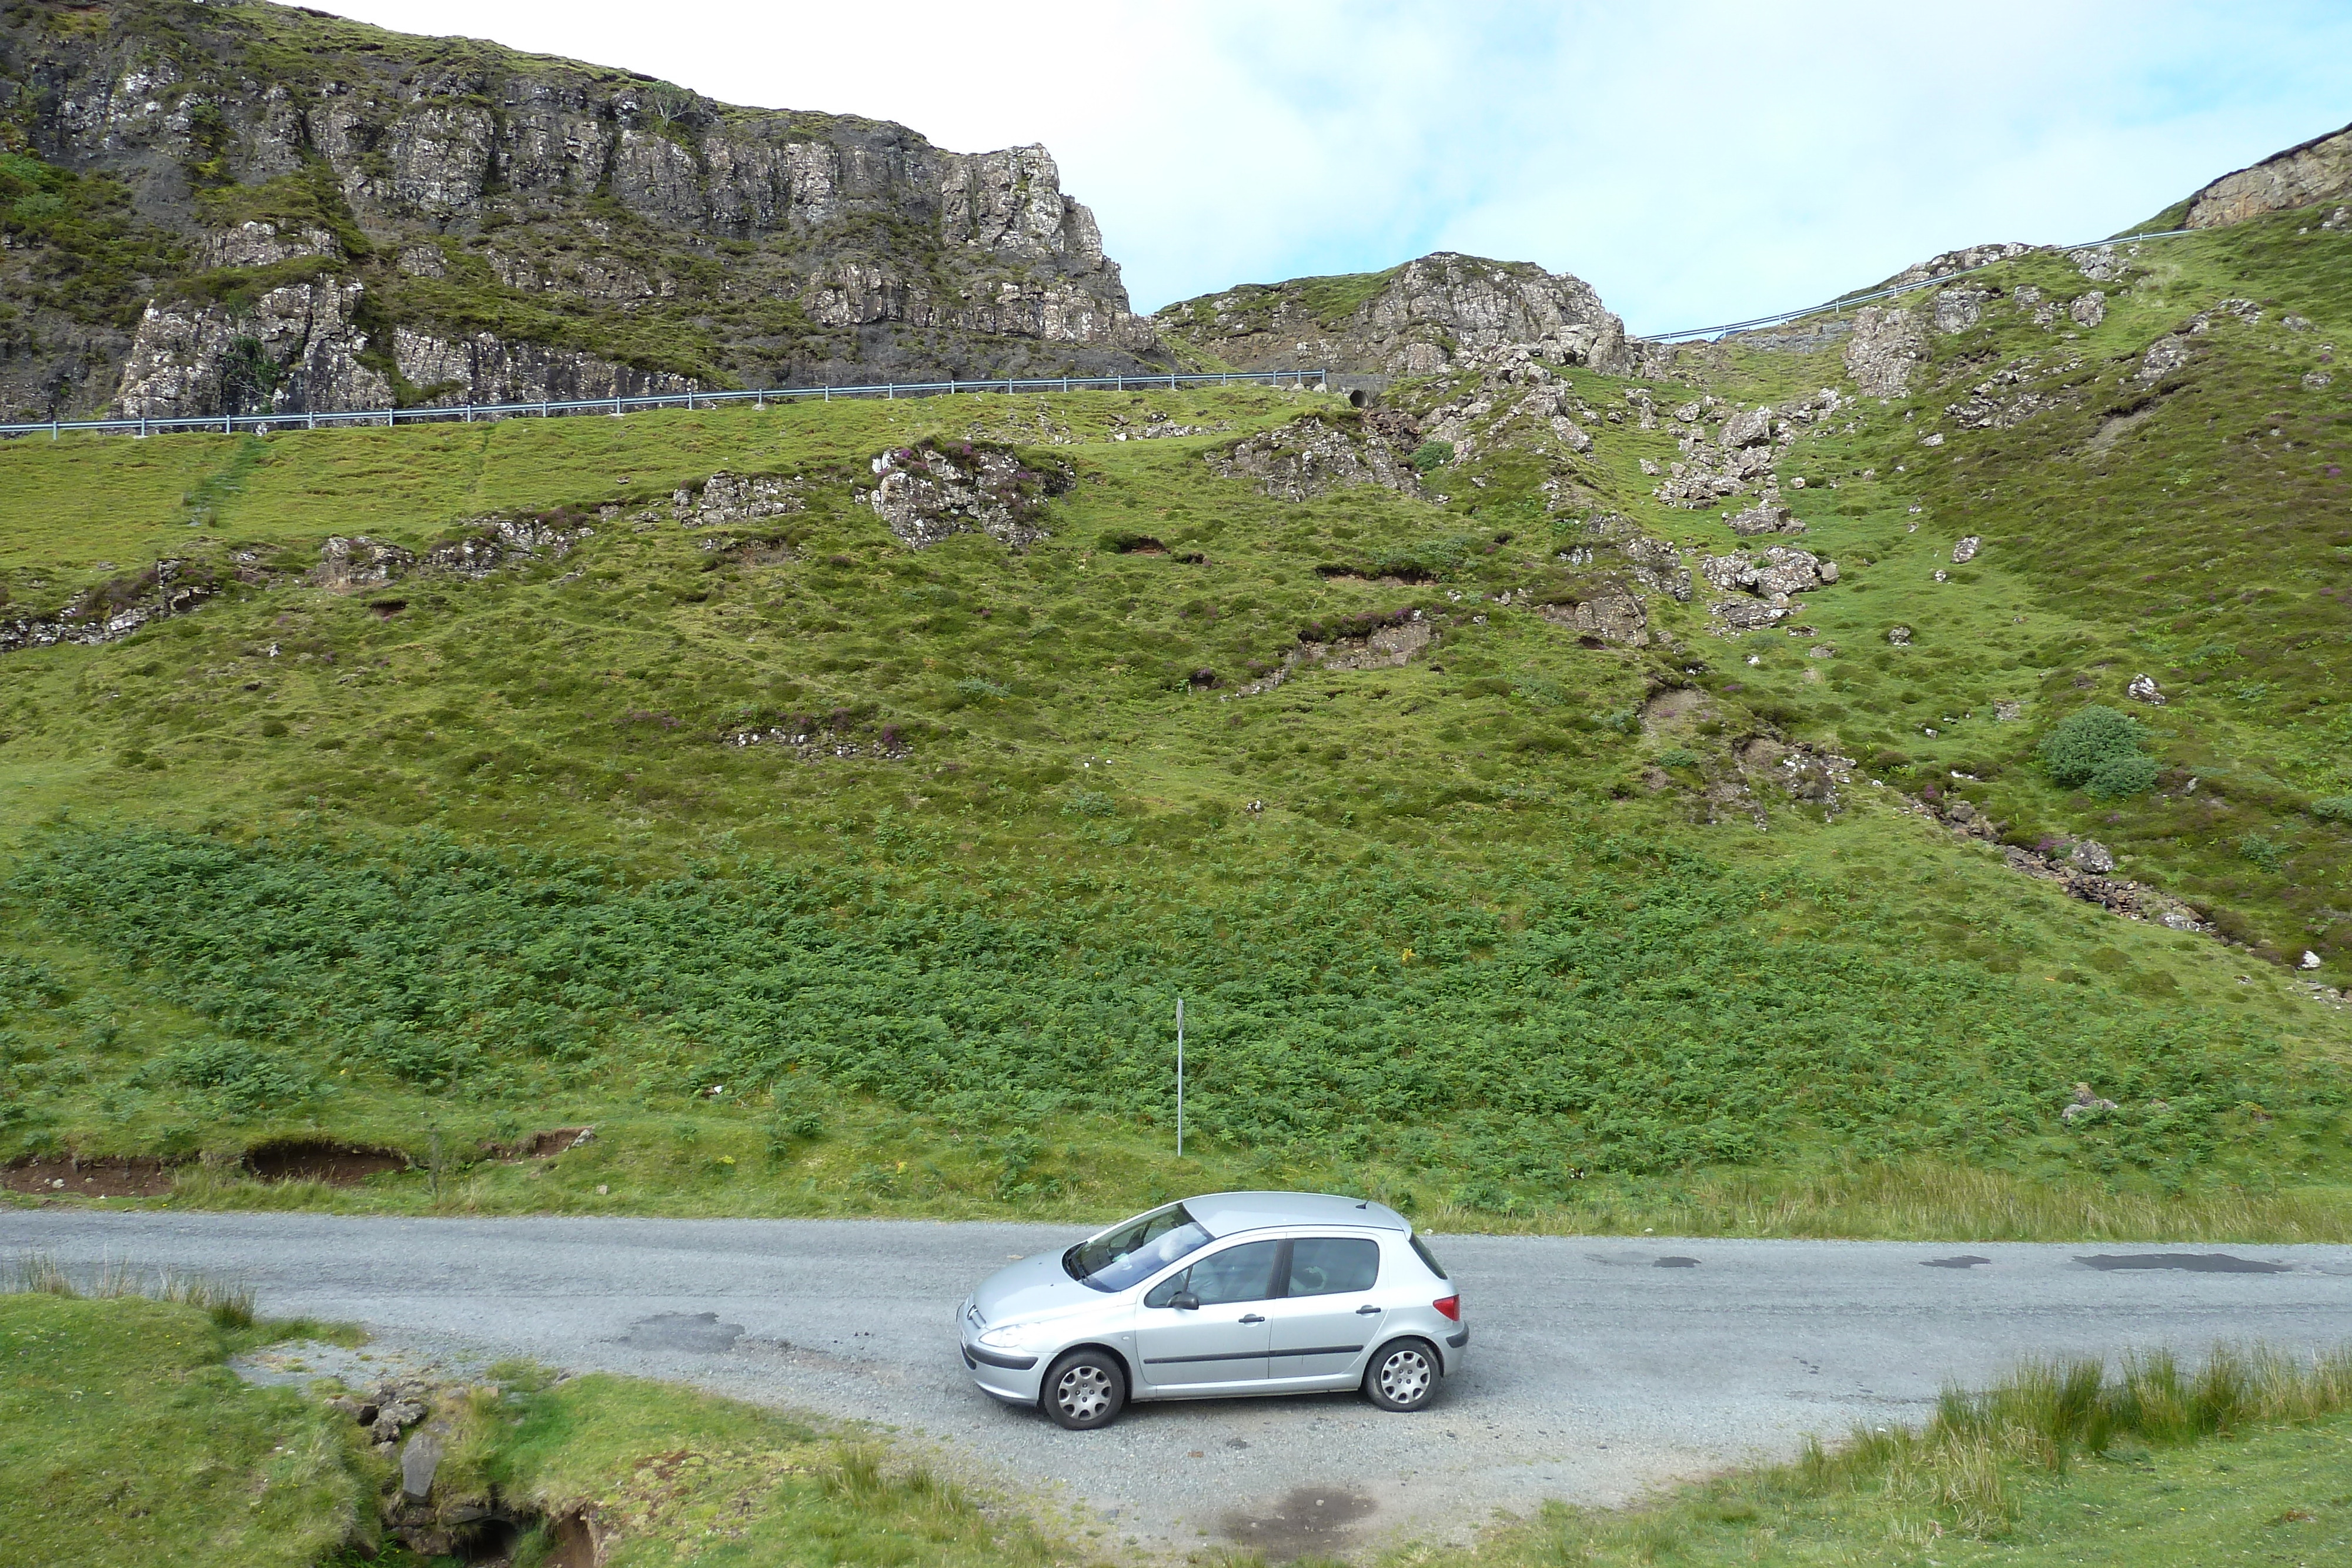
6, 1210, 2349, 1557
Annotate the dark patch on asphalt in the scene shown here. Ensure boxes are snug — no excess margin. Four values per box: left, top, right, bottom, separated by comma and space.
1922, 1255, 1994, 1269
1220, 1486, 1375, 1559
1653, 1256, 1700, 1268
2074, 1253, 2293, 1275
620, 1312, 746, 1352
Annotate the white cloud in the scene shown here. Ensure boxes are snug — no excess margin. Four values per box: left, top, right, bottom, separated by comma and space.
309, 2, 2352, 331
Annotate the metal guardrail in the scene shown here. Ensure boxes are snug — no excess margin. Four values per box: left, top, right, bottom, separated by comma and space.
0, 367, 1332, 442
1638, 227, 2201, 343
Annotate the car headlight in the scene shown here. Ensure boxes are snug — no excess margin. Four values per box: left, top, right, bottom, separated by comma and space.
977, 1323, 1034, 1350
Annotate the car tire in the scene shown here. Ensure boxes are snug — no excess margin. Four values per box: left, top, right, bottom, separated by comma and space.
1363, 1338, 1439, 1412
1041, 1348, 1127, 1430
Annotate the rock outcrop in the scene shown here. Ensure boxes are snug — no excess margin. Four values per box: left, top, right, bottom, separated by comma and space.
2182, 120, 2352, 228
1844, 306, 1929, 397
1156, 252, 1653, 378
868, 441, 1072, 550
1204, 413, 1424, 501
0, 2, 1163, 420
1652, 388, 1843, 508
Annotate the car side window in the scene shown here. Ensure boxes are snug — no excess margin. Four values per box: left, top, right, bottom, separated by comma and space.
1286, 1236, 1379, 1297
1143, 1270, 1188, 1309
1175, 1240, 1283, 1306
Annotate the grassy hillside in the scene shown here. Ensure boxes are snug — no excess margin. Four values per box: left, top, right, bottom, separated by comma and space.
1, 209, 2347, 1236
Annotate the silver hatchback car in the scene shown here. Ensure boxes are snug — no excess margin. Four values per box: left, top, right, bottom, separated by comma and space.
957, 1191, 1466, 1429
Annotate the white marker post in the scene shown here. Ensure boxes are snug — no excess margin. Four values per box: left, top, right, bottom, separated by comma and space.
1175, 997, 1185, 1159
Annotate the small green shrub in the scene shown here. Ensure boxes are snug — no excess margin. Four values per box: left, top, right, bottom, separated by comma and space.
2086, 752, 2160, 799
1655, 747, 1699, 770
2310, 795, 2352, 823
2039, 706, 2153, 794
1409, 439, 1455, 473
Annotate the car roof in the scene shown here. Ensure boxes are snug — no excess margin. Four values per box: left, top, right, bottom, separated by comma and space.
1183, 1190, 1409, 1238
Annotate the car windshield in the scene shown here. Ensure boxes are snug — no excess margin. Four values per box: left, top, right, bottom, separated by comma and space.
1064, 1202, 1212, 1292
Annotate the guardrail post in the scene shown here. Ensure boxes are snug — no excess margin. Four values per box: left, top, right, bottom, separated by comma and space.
612, 396, 621, 417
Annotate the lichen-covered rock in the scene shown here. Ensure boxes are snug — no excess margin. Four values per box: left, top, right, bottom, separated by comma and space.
1540, 593, 1648, 646
1719, 406, 1773, 448
1713, 599, 1788, 630
1889, 242, 2033, 287
1155, 251, 1636, 377
1844, 306, 1928, 397
2069, 291, 2107, 328
870, 441, 1071, 549
1310, 618, 1435, 670
1623, 537, 1693, 601
2183, 120, 2352, 228
2070, 246, 2134, 283
2138, 336, 2193, 382
1204, 415, 1421, 502
672, 472, 805, 527
1952, 535, 1981, 564
314, 537, 418, 590
1, 560, 223, 654
2070, 839, 2117, 874
1727, 503, 1803, 537
1930, 290, 1985, 334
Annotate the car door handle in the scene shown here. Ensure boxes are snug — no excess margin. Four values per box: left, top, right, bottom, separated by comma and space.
1240, 1313, 1265, 1323
1355, 1305, 1382, 1315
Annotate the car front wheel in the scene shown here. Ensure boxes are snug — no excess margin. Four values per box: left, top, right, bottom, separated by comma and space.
1364, 1338, 1438, 1411
1041, 1348, 1127, 1430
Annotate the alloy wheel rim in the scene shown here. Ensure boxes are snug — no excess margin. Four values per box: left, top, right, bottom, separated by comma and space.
1058, 1365, 1112, 1420
1380, 1349, 1431, 1403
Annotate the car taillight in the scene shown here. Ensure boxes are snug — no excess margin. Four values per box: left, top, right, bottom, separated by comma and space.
1432, 1295, 1461, 1322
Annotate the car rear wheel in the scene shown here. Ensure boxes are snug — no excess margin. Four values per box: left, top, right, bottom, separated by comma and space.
1364, 1339, 1438, 1411
1041, 1348, 1127, 1430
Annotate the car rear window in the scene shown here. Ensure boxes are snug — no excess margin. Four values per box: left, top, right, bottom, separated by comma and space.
1287, 1236, 1379, 1296
1410, 1235, 1449, 1280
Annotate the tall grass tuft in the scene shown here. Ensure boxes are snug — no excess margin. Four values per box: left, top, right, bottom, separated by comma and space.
1795, 1342, 2352, 1537
7, 1250, 257, 1326
12, 1251, 76, 1296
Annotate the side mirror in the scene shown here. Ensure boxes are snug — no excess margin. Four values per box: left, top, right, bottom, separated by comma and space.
1172, 1292, 1200, 1312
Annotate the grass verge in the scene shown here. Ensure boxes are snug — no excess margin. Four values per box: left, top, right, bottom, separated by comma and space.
1422, 1345, 2352, 1568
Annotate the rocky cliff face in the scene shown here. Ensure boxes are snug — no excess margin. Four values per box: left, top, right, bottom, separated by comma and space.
2181, 120, 2352, 229
0, 0, 1162, 420
1155, 252, 1665, 379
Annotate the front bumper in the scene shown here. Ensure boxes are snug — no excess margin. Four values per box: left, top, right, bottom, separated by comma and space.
960, 1335, 1046, 1405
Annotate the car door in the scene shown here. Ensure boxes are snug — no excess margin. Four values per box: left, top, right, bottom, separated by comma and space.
1132, 1239, 1282, 1390
1262, 1234, 1383, 1384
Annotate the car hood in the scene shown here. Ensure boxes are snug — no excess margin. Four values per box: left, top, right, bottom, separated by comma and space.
970, 1248, 1107, 1326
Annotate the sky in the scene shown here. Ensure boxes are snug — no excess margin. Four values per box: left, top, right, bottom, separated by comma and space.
318, 2, 2352, 335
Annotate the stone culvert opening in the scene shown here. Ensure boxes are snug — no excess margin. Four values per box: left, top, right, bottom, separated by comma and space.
240, 1139, 408, 1185
1348, 388, 1369, 408
449, 1514, 525, 1562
